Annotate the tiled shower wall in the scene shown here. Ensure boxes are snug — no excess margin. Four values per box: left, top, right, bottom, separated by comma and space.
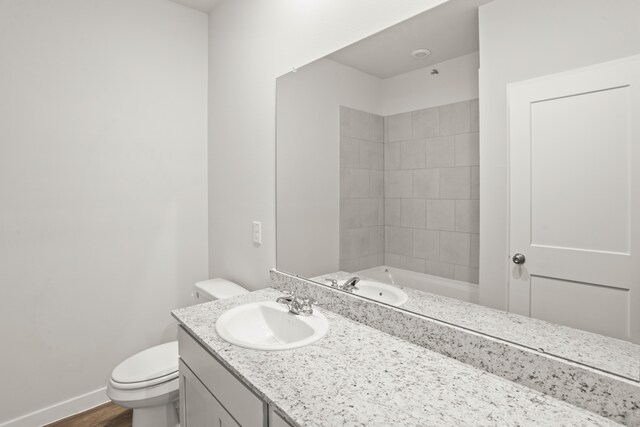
339, 107, 385, 272
384, 99, 480, 283
339, 99, 479, 283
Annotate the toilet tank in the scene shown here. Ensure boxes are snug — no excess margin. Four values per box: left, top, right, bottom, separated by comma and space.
194, 278, 248, 302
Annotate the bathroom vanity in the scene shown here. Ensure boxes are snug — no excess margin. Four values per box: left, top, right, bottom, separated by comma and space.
172, 288, 618, 426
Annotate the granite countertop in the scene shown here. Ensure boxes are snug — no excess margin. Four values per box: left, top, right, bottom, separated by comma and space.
315, 271, 640, 381
172, 288, 619, 427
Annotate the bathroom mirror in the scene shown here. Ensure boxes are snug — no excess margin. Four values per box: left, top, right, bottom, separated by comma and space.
276, 0, 640, 381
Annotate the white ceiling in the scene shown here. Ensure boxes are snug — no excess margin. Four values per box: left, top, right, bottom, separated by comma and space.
328, 0, 493, 79
169, 0, 221, 13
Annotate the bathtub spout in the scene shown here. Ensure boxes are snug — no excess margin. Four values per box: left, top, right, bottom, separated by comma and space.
384, 268, 396, 286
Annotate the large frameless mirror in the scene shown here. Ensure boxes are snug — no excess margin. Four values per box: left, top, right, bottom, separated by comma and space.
276, 0, 640, 381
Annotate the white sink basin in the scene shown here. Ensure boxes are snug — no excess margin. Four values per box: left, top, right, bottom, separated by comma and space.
339, 279, 408, 306
215, 301, 329, 351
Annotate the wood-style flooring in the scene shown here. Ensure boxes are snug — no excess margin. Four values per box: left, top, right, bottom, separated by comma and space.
46, 402, 132, 427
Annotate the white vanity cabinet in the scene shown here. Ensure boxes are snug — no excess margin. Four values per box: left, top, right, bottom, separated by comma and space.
178, 326, 295, 427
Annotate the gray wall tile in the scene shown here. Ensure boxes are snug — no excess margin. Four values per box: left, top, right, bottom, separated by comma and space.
385, 198, 401, 226
384, 142, 401, 170
455, 199, 479, 233
440, 167, 470, 199
340, 107, 384, 268
350, 109, 370, 140
370, 170, 384, 198
387, 170, 413, 198
388, 226, 413, 257
400, 139, 426, 169
425, 260, 455, 279
361, 141, 383, 170
370, 113, 384, 143
339, 231, 351, 261
425, 136, 455, 168
439, 100, 470, 136
370, 226, 385, 254
363, 253, 385, 269
470, 233, 480, 268
455, 265, 479, 284
471, 166, 479, 200
401, 199, 426, 229
413, 169, 439, 198
454, 132, 479, 166
401, 256, 426, 274
340, 199, 359, 230
440, 231, 471, 265
385, 253, 401, 269
426, 200, 455, 231
470, 98, 479, 132
387, 112, 412, 142
340, 137, 360, 168
413, 229, 439, 260
350, 228, 370, 258
350, 169, 371, 198
359, 198, 380, 228
412, 107, 439, 138
341, 102, 481, 285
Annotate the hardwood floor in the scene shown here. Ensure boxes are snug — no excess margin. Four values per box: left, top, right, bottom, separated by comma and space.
46, 402, 132, 427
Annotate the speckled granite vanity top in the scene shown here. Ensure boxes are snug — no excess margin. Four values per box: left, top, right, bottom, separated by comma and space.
172, 288, 618, 427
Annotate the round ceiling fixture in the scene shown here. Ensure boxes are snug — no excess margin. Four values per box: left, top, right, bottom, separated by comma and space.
411, 48, 431, 59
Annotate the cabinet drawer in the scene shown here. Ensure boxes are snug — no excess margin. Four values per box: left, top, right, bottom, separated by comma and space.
179, 326, 266, 427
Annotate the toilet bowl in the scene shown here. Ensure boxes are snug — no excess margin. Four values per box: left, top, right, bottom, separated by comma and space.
107, 278, 248, 427
107, 342, 180, 427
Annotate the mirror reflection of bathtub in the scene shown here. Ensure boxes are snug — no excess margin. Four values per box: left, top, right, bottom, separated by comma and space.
350, 266, 477, 303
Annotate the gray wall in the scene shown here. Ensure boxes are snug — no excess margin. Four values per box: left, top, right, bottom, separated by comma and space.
0, 0, 208, 423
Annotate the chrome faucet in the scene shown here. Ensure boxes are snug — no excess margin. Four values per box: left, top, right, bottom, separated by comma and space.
341, 276, 360, 292
276, 292, 317, 316
324, 276, 359, 292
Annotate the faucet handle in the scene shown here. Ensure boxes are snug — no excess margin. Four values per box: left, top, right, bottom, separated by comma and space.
324, 278, 338, 287
298, 297, 317, 315
281, 290, 296, 299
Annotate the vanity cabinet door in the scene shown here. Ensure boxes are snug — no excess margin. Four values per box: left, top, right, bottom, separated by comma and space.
179, 359, 240, 427
178, 327, 267, 427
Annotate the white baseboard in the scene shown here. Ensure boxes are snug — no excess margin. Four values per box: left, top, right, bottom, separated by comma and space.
0, 387, 109, 427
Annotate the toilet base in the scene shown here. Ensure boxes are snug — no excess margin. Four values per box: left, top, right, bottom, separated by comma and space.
132, 401, 178, 427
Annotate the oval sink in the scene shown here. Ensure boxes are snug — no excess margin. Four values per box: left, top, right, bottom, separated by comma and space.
339, 279, 408, 306
215, 301, 329, 351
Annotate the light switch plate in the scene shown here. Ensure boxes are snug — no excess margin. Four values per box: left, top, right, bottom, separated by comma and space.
252, 221, 262, 245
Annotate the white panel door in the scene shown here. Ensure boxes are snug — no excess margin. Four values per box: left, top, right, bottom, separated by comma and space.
508, 55, 640, 343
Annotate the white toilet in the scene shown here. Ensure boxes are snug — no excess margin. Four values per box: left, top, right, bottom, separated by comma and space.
107, 278, 248, 427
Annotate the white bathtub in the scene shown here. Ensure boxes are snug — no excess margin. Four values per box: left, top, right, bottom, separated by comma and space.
355, 265, 479, 304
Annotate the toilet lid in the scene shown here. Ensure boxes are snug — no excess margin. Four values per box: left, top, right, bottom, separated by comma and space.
111, 341, 178, 387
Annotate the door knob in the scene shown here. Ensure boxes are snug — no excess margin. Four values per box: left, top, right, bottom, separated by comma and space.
512, 253, 526, 265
